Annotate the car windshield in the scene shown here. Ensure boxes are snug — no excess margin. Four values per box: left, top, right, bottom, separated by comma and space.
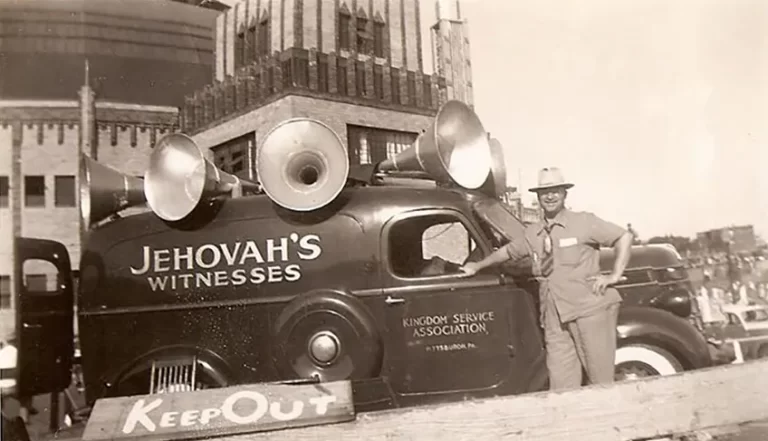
743, 309, 768, 323
472, 198, 535, 277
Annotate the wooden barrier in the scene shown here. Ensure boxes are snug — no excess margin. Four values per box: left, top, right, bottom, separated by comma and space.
727, 335, 768, 363
205, 359, 768, 441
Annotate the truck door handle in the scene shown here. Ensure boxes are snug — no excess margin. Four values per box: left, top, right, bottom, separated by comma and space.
385, 295, 405, 305
23, 323, 42, 329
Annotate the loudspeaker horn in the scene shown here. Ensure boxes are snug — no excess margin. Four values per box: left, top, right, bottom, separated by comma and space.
479, 137, 508, 198
257, 118, 349, 211
144, 133, 260, 222
377, 100, 492, 189
79, 154, 146, 227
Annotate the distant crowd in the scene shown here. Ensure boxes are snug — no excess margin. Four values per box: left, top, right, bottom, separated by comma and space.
688, 252, 768, 325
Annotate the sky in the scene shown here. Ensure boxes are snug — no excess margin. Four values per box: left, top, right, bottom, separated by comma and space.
418, 0, 768, 241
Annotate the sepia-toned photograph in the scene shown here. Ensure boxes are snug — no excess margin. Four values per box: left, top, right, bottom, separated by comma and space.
0, 0, 766, 440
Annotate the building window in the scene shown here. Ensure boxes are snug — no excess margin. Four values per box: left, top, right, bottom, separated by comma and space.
407, 71, 416, 104
24, 176, 45, 207
347, 125, 418, 165
391, 68, 401, 104
339, 13, 351, 50
374, 66, 383, 99
356, 18, 371, 54
0, 176, 8, 208
422, 75, 432, 108
337, 58, 348, 95
213, 133, 253, 180
318, 58, 328, 92
235, 31, 245, 69
54, 176, 76, 207
258, 19, 269, 55
356, 61, 366, 97
282, 59, 293, 88
294, 57, 309, 88
246, 26, 256, 63
0, 275, 9, 308
374, 22, 385, 57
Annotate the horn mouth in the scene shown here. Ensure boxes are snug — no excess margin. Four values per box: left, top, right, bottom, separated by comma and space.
257, 118, 349, 212
144, 133, 207, 222
432, 101, 492, 189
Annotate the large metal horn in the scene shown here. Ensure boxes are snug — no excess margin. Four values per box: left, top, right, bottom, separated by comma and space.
144, 133, 260, 222
257, 118, 349, 211
479, 137, 508, 198
377, 100, 492, 189
79, 154, 145, 227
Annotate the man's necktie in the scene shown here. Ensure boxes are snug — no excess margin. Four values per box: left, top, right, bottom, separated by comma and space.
540, 225, 554, 277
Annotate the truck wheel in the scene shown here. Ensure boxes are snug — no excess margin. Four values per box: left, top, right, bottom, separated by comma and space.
273, 289, 383, 382
614, 344, 683, 381
757, 345, 768, 359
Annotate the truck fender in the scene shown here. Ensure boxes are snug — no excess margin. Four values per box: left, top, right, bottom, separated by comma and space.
616, 306, 712, 371
272, 289, 383, 382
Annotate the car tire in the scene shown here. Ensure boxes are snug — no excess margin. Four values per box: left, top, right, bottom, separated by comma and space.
757, 344, 768, 359
614, 344, 684, 380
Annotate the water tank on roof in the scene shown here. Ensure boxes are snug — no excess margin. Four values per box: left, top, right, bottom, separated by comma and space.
0, 0, 219, 107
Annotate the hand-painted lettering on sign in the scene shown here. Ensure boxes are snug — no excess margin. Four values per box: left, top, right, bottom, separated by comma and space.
129, 233, 322, 291
402, 311, 495, 338
82, 381, 354, 440
121, 391, 336, 434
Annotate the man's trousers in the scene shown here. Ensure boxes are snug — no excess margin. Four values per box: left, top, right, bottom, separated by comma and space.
543, 294, 621, 390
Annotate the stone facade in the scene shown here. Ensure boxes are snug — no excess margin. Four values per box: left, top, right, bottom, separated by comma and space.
0, 102, 179, 295
192, 94, 433, 152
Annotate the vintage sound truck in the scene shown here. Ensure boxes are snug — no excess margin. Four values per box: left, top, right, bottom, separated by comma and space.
9, 101, 715, 426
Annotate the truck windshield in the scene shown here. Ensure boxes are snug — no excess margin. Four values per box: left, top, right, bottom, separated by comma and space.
471, 198, 529, 247
471, 198, 534, 277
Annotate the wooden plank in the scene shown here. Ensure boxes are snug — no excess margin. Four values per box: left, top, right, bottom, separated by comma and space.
216, 360, 768, 441
81, 380, 354, 441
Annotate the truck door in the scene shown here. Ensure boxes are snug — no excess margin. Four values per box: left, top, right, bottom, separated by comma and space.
379, 209, 530, 396
14, 237, 74, 396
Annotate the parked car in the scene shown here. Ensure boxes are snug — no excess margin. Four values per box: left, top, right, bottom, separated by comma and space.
720, 304, 768, 359
599, 243, 736, 372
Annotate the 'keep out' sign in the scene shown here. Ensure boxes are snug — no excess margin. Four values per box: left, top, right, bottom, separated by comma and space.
82, 381, 355, 441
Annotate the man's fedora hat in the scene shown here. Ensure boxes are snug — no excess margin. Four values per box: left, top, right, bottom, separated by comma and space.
528, 167, 575, 192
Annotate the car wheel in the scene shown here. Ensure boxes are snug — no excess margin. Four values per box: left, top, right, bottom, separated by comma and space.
614, 344, 683, 381
757, 344, 768, 359
273, 289, 383, 382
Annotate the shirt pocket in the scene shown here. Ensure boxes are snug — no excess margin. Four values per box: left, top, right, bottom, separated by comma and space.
557, 244, 582, 266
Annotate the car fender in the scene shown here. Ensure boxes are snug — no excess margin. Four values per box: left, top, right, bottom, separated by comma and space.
616, 306, 712, 370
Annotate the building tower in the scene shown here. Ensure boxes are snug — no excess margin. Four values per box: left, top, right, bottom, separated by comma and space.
181, 0, 447, 179
430, 0, 473, 107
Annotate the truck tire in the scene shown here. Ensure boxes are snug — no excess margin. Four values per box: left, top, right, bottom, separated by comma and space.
273, 289, 383, 383
614, 343, 683, 381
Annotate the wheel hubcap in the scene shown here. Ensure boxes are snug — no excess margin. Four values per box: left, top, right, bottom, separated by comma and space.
308, 331, 340, 365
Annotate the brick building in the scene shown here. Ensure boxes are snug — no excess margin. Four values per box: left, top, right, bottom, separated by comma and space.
181, 0, 449, 179
0, 0, 218, 319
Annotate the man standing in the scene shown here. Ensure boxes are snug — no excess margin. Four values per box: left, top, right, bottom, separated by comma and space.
461, 167, 633, 390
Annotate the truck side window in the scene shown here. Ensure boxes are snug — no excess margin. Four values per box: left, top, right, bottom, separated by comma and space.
389, 213, 478, 279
